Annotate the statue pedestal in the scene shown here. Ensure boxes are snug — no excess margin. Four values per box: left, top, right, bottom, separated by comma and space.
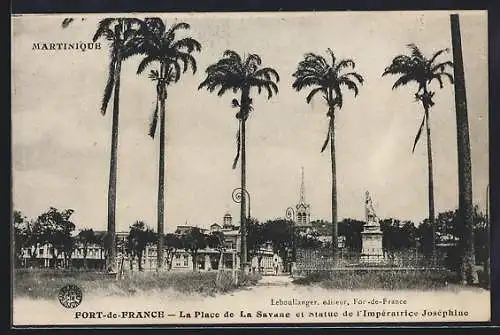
360, 224, 385, 264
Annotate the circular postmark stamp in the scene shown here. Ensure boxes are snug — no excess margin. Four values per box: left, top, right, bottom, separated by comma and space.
58, 284, 83, 309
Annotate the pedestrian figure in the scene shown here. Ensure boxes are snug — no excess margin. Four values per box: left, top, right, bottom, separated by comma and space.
273, 253, 279, 275
251, 256, 258, 274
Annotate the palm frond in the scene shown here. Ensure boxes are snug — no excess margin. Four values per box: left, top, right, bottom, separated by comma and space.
339, 78, 360, 96
244, 53, 262, 71
306, 87, 325, 104
144, 17, 166, 36
61, 18, 74, 29
304, 53, 329, 70
100, 53, 117, 115
320, 123, 331, 153
247, 78, 279, 99
223, 50, 243, 66
334, 59, 356, 73
166, 22, 190, 38
392, 74, 416, 90
172, 37, 202, 53
232, 122, 241, 169
177, 52, 198, 74
326, 48, 336, 67
148, 69, 160, 81
382, 56, 416, 77
168, 62, 182, 83
92, 18, 116, 42
412, 114, 426, 153
253, 67, 280, 82
406, 43, 425, 61
429, 48, 450, 65
332, 85, 344, 110
291, 75, 324, 91
137, 56, 157, 75
431, 61, 454, 73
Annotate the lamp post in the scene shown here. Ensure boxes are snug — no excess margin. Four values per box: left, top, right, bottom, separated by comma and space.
286, 207, 296, 264
232, 188, 251, 219
232, 187, 251, 271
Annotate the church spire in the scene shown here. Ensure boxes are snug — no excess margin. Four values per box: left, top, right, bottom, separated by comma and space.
300, 166, 305, 203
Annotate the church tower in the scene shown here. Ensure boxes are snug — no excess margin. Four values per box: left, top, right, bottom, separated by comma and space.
295, 167, 311, 228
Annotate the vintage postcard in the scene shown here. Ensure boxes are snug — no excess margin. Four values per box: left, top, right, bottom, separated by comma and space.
11, 10, 490, 326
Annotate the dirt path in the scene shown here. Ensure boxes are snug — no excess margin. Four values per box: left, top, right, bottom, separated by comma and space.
13, 275, 490, 325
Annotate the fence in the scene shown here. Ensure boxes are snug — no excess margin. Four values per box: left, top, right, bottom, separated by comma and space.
294, 248, 447, 275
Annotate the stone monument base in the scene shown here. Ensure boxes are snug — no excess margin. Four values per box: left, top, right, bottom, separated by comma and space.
360, 229, 385, 264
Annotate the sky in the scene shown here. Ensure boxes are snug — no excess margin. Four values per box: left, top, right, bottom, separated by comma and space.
11, 11, 489, 233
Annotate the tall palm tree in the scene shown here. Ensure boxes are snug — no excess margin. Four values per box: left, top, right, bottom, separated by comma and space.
92, 18, 142, 272
450, 14, 478, 284
130, 18, 201, 270
198, 50, 280, 269
292, 49, 364, 261
382, 43, 454, 262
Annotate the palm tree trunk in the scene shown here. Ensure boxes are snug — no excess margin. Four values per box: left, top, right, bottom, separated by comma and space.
241, 118, 247, 270
106, 54, 121, 274
138, 252, 143, 272
450, 13, 478, 285
330, 116, 338, 261
192, 252, 197, 271
157, 63, 167, 271
240, 88, 249, 271
424, 106, 436, 263
83, 248, 88, 270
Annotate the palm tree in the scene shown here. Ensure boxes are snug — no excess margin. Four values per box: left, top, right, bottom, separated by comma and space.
131, 18, 201, 270
450, 14, 479, 284
292, 49, 364, 261
92, 18, 142, 273
382, 43, 454, 262
198, 50, 280, 269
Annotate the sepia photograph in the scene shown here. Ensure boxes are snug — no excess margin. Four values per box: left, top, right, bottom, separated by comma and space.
11, 10, 490, 326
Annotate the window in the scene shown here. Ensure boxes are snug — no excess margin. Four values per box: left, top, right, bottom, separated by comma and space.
183, 260, 188, 267
39, 249, 44, 256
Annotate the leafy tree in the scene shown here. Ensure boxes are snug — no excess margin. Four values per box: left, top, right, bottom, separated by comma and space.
199, 50, 280, 267
127, 221, 157, 272
261, 219, 294, 268
338, 218, 364, 252
164, 233, 182, 270
292, 49, 364, 260
77, 228, 97, 269
379, 218, 418, 256
382, 43, 454, 260
179, 227, 207, 271
295, 233, 322, 250
13, 210, 30, 266
131, 18, 201, 270
92, 18, 143, 272
206, 231, 225, 269
247, 218, 265, 258
310, 219, 331, 236
37, 207, 76, 269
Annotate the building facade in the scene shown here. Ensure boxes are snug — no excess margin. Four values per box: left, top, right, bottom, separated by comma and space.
19, 212, 279, 273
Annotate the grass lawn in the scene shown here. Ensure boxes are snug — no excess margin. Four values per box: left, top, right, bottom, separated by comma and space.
14, 268, 262, 300
292, 268, 483, 290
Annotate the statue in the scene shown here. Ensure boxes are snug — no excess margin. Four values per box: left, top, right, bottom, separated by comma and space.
365, 191, 379, 227
361, 191, 384, 263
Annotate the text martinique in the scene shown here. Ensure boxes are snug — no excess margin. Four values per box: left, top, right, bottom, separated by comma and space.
32, 42, 101, 52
